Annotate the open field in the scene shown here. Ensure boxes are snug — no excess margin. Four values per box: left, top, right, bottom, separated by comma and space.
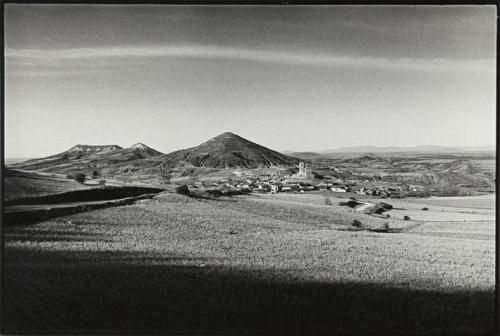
398, 195, 496, 209
3, 186, 165, 227
3, 192, 495, 334
4, 169, 97, 201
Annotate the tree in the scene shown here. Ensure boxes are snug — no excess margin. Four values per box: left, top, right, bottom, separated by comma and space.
438, 183, 460, 196
176, 184, 190, 196
160, 166, 171, 184
352, 220, 362, 227
72, 173, 87, 184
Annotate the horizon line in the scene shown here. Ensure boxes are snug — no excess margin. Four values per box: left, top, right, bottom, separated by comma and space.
5, 143, 496, 159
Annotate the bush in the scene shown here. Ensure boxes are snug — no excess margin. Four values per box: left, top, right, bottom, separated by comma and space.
314, 173, 324, 180
324, 198, 332, 205
437, 183, 465, 197
366, 202, 393, 215
408, 191, 431, 198
421, 207, 429, 211
91, 170, 100, 178
378, 202, 393, 210
352, 220, 362, 227
176, 184, 191, 196
70, 173, 87, 184
339, 198, 362, 208
205, 189, 223, 197
187, 186, 252, 199
404, 215, 411, 221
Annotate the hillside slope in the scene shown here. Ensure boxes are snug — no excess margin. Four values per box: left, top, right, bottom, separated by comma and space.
9, 144, 164, 175
160, 132, 301, 169
9, 145, 123, 172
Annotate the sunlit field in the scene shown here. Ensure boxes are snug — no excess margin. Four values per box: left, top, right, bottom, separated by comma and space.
4, 169, 95, 201
3, 192, 496, 334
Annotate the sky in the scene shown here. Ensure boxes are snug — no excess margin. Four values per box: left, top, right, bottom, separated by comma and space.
4, 5, 497, 158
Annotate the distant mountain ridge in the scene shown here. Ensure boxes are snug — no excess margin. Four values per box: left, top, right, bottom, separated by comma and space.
7, 133, 302, 173
8, 143, 164, 173
5, 133, 495, 191
285, 152, 326, 160
322, 145, 495, 154
67, 144, 123, 154
90, 143, 164, 166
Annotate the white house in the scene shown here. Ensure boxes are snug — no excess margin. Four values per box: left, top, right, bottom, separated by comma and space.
331, 187, 347, 192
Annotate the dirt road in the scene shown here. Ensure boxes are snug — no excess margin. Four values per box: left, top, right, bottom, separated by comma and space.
356, 202, 374, 212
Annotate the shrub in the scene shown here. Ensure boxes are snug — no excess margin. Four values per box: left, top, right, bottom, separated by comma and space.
367, 202, 393, 214
206, 189, 223, 197
404, 215, 411, 221
176, 184, 191, 196
324, 198, 332, 205
92, 170, 100, 178
408, 190, 431, 198
371, 206, 386, 214
352, 220, 362, 227
188, 186, 251, 199
314, 173, 324, 180
437, 183, 462, 197
339, 198, 362, 208
378, 202, 393, 210
71, 173, 87, 184
421, 207, 429, 211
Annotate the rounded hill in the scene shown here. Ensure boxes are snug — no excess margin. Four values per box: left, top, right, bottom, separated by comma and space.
160, 132, 302, 169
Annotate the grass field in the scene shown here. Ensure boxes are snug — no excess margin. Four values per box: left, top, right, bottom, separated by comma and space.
3, 192, 496, 334
400, 195, 495, 209
4, 169, 95, 201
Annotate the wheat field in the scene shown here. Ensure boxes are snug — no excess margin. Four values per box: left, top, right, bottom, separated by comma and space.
3, 192, 495, 334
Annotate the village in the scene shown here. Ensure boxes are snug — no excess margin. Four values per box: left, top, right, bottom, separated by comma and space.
187, 162, 428, 198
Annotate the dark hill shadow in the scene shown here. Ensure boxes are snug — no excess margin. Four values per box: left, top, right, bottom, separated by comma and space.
2, 246, 495, 335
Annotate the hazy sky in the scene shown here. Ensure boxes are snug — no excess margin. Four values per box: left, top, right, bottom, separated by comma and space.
4, 5, 496, 158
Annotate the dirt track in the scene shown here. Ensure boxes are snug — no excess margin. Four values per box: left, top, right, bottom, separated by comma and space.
355, 202, 375, 212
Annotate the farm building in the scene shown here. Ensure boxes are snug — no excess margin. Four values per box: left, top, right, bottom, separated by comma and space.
331, 187, 347, 192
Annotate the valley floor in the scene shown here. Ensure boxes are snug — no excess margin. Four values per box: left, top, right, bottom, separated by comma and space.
3, 192, 496, 334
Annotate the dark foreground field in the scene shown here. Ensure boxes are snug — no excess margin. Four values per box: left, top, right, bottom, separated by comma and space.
3, 193, 496, 334
4, 247, 494, 334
